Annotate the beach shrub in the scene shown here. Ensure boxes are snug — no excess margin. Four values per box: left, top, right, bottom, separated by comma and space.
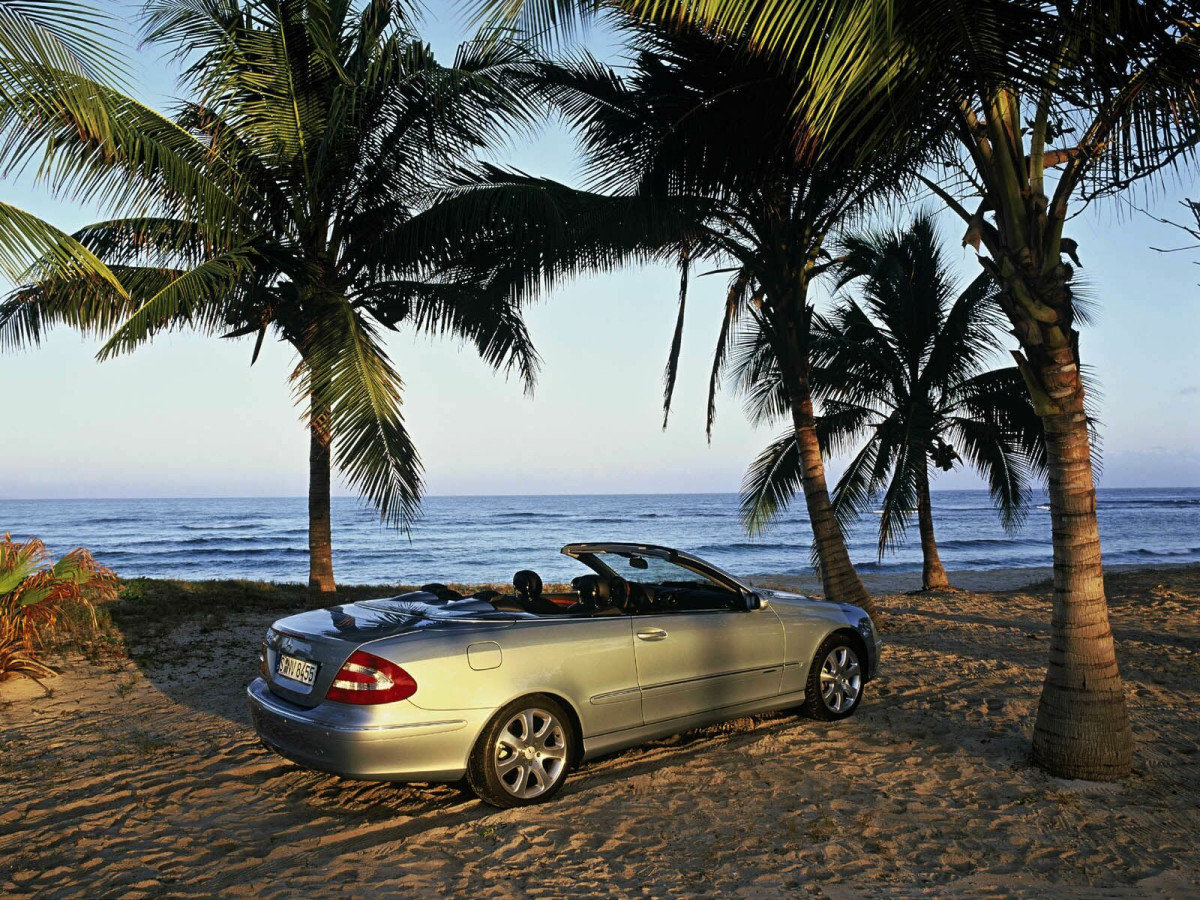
0, 533, 118, 682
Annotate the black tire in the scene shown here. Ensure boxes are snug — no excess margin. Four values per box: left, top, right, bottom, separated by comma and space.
802, 632, 865, 721
466, 695, 575, 808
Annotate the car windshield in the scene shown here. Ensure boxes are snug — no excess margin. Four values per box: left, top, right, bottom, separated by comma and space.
608, 553, 725, 588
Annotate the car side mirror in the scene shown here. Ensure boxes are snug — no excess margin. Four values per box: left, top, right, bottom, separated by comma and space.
743, 590, 767, 610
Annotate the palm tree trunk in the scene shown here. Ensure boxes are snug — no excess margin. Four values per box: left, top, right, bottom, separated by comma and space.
916, 464, 951, 590
308, 393, 336, 594
1029, 347, 1131, 779
790, 388, 876, 617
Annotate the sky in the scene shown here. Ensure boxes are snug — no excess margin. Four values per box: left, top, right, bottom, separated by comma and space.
1, 2, 1198, 500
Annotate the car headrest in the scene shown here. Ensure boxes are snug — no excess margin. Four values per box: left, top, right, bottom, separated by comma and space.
571, 574, 610, 607
513, 569, 543, 599
418, 583, 463, 603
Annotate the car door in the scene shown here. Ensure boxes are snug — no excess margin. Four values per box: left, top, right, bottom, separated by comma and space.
633, 607, 785, 725
403, 613, 642, 732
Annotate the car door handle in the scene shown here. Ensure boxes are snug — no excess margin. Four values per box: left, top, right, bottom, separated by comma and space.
636, 628, 668, 642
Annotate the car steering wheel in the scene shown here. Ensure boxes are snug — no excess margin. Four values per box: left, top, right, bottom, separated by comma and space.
625, 581, 657, 613
609, 577, 634, 613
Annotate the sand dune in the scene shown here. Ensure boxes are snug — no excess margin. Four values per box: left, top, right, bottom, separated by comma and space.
2, 566, 1198, 898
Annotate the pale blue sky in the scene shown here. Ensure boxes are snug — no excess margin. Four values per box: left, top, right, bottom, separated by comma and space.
1, 2, 1198, 499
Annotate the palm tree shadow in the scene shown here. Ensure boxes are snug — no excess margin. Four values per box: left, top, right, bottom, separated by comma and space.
242, 709, 821, 832
108, 581, 415, 724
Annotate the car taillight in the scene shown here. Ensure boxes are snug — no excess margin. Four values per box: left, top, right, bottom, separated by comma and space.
325, 650, 417, 705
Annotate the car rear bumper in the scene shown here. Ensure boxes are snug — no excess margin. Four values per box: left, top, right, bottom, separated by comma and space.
246, 678, 484, 782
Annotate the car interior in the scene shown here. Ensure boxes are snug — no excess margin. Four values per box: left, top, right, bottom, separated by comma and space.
415, 554, 743, 617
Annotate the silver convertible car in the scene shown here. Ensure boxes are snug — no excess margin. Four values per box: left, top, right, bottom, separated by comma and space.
247, 543, 880, 807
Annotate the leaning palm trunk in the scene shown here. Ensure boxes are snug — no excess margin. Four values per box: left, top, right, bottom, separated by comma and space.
1027, 338, 1131, 778
982, 160, 1132, 777
916, 71, 1140, 776
916, 467, 950, 590
790, 383, 875, 616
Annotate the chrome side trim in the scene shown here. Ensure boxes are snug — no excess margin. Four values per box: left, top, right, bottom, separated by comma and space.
582, 688, 809, 759
589, 687, 641, 706
248, 685, 466, 735
639, 663, 785, 693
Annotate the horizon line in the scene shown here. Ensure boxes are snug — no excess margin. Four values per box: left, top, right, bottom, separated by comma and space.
3, 485, 1198, 502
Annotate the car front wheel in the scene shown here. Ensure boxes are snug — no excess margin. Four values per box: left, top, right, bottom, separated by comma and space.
466, 695, 575, 808
803, 634, 865, 721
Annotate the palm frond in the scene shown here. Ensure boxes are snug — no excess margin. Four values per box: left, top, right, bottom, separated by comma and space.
815, 398, 879, 457
728, 309, 790, 428
739, 430, 803, 536
0, 69, 251, 238
661, 252, 688, 428
472, 0, 602, 45
705, 269, 749, 440
0, 0, 128, 89
356, 278, 541, 395
818, 297, 905, 409
945, 415, 1033, 532
0, 201, 127, 301
399, 166, 694, 303
295, 299, 423, 530
923, 269, 1005, 391
828, 426, 886, 537
96, 247, 259, 359
945, 365, 1047, 479
0, 262, 166, 351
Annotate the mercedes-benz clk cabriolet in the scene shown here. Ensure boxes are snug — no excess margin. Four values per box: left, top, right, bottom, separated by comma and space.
247, 542, 880, 807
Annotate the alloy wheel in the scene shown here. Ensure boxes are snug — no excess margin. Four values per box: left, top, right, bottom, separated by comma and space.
820, 646, 862, 714
493, 707, 568, 799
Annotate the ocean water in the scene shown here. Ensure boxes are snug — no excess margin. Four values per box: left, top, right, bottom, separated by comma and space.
2, 488, 1198, 585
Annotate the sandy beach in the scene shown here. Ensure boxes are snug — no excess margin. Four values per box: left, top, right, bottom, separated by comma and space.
747, 562, 1186, 595
2, 564, 1198, 898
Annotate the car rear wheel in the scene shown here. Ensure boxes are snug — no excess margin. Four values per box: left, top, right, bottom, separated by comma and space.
802, 633, 864, 721
466, 695, 575, 808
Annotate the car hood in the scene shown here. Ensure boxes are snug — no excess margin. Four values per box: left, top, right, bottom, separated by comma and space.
759, 587, 869, 620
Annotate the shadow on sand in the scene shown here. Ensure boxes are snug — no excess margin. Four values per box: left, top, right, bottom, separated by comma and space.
107, 582, 1046, 830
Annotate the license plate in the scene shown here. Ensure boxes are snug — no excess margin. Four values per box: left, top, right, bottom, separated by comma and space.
277, 654, 318, 686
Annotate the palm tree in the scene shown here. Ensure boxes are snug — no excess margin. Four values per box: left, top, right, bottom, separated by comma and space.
635, 0, 1200, 782
0, 0, 541, 593
470, 19, 937, 615
479, 0, 1200, 780
740, 214, 1046, 591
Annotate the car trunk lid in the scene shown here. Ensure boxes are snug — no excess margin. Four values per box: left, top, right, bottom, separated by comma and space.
263, 592, 522, 708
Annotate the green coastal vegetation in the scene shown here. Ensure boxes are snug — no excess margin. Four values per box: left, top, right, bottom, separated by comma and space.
0, 532, 117, 680
2, 0, 1198, 787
